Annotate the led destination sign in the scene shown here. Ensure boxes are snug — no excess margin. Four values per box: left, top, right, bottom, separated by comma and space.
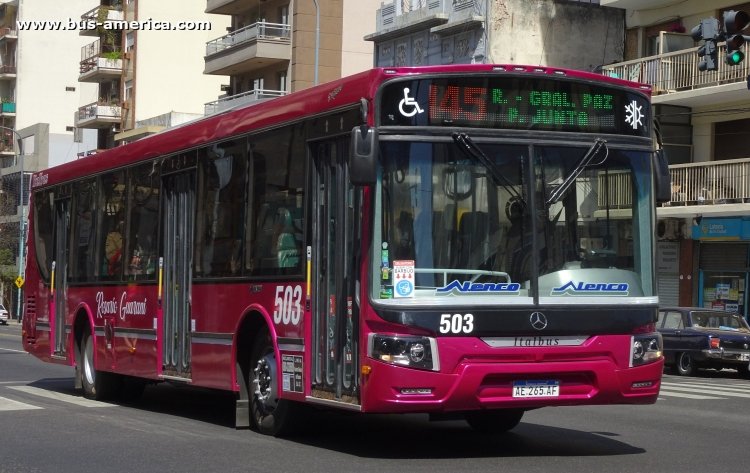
380, 76, 650, 136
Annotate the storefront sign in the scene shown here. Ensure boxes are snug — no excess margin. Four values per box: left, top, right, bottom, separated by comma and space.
692, 217, 750, 240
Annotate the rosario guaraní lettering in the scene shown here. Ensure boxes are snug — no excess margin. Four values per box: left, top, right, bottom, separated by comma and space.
95, 291, 148, 320
551, 281, 629, 296
436, 280, 521, 295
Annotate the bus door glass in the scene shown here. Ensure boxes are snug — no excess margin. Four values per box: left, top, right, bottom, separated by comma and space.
160, 162, 196, 379
310, 138, 360, 403
52, 197, 71, 355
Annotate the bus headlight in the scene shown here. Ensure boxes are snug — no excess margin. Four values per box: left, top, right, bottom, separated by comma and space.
630, 333, 663, 367
368, 334, 440, 371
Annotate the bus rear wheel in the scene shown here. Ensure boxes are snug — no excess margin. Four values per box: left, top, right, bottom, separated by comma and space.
80, 330, 120, 400
249, 328, 297, 436
464, 409, 524, 434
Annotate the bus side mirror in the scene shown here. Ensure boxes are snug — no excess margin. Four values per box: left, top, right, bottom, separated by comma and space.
349, 126, 377, 185
653, 149, 671, 203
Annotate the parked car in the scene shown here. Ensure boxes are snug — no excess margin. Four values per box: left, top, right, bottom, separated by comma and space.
0, 303, 8, 325
657, 307, 750, 377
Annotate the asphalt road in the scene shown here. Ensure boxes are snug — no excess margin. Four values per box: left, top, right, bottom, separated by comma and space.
2, 321, 749, 473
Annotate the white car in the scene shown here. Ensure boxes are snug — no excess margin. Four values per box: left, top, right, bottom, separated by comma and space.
0, 303, 9, 325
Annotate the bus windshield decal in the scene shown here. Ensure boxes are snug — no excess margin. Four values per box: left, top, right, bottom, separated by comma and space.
550, 281, 630, 296
435, 280, 521, 296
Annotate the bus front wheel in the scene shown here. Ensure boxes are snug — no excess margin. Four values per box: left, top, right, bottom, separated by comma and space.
464, 409, 524, 434
249, 328, 297, 436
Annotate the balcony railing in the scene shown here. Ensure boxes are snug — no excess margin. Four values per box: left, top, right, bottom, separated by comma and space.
602, 43, 750, 95
0, 64, 16, 75
205, 22, 291, 57
665, 157, 750, 206
204, 89, 287, 115
81, 38, 120, 62
77, 101, 121, 126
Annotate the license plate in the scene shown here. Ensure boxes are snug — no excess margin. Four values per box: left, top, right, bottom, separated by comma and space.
740, 353, 750, 362
512, 380, 560, 398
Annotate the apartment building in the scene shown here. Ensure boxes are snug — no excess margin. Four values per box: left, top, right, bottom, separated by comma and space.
365, 0, 623, 71
203, 0, 380, 115
0, 0, 100, 316
602, 0, 750, 317
76, 0, 229, 149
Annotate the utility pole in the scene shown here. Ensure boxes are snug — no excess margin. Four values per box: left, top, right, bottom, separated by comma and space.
0, 126, 25, 321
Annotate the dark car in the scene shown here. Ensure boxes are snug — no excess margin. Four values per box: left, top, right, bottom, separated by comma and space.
657, 307, 750, 377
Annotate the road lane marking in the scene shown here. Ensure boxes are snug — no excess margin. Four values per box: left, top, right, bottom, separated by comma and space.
0, 347, 27, 354
662, 382, 750, 394
660, 385, 750, 398
657, 390, 722, 400
0, 396, 43, 411
8, 386, 116, 408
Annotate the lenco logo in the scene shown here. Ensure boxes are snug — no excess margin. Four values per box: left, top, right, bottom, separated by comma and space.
551, 281, 629, 296
436, 280, 521, 296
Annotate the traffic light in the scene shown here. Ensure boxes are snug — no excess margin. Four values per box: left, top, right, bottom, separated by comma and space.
691, 18, 719, 71
722, 10, 750, 66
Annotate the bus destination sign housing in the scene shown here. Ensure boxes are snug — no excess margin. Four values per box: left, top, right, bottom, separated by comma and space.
379, 75, 650, 137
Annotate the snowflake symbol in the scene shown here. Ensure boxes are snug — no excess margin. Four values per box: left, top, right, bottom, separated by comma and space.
624, 100, 644, 130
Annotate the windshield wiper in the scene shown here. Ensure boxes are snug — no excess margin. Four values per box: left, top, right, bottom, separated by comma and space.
545, 138, 608, 206
451, 132, 524, 203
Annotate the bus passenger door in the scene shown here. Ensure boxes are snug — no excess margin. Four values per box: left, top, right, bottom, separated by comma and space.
310, 138, 360, 405
51, 198, 71, 356
161, 170, 195, 380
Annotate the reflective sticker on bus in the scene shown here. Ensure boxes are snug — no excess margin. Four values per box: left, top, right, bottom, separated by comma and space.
550, 281, 629, 296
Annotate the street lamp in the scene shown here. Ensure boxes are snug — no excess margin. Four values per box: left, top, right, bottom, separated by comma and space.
1, 126, 25, 321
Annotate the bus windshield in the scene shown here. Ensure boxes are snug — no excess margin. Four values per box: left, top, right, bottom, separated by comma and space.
371, 138, 655, 305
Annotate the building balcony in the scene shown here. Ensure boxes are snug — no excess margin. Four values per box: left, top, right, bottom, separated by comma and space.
204, 22, 291, 75
204, 88, 287, 115
76, 101, 121, 129
0, 101, 15, 116
602, 43, 750, 108
659, 157, 750, 218
205, 0, 260, 15
367, 0, 492, 42
0, 26, 17, 41
80, 56, 123, 82
79, 4, 124, 37
79, 38, 123, 82
0, 64, 16, 79
598, 157, 750, 219
600, 0, 676, 9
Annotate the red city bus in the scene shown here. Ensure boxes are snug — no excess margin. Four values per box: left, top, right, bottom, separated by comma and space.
22, 65, 667, 435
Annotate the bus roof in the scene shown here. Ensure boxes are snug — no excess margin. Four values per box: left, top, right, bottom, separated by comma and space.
31, 64, 651, 190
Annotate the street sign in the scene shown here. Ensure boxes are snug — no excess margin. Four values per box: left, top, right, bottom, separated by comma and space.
15, 276, 24, 289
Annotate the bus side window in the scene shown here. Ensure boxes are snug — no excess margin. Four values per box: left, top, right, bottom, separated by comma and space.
274, 207, 300, 268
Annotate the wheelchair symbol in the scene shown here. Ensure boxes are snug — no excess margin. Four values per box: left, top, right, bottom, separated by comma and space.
398, 88, 424, 117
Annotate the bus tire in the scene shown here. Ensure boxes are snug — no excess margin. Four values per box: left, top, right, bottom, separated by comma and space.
249, 328, 297, 436
676, 352, 695, 376
464, 409, 524, 434
80, 330, 120, 400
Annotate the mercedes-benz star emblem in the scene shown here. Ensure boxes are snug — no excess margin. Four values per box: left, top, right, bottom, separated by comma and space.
530, 312, 548, 331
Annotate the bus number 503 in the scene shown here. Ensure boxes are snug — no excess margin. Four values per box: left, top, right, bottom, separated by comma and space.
439, 313, 474, 334
273, 285, 302, 325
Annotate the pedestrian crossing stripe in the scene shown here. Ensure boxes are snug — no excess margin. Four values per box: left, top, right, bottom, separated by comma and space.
0, 395, 43, 412
7, 385, 116, 408
660, 383, 750, 399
